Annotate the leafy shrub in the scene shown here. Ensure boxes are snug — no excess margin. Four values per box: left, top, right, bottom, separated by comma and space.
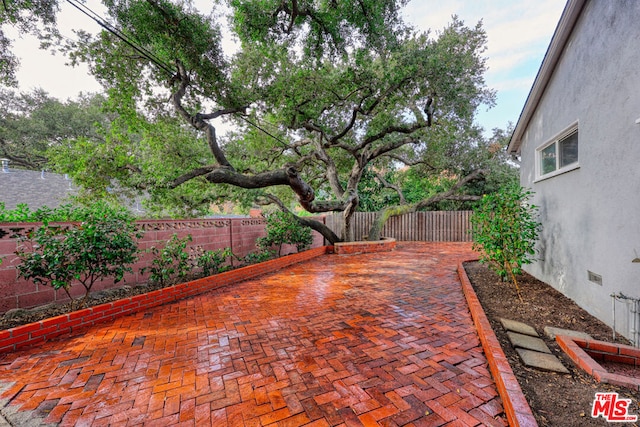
471, 184, 541, 295
257, 211, 313, 256
15, 203, 140, 307
0, 202, 106, 224
191, 246, 234, 276
143, 234, 192, 286
243, 249, 276, 265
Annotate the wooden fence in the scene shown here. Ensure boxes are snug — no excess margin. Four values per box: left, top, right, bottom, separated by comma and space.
324, 211, 473, 242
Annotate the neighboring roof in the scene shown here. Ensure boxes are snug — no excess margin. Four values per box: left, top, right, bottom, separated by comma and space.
0, 169, 77, 210
507, 0, 587, 154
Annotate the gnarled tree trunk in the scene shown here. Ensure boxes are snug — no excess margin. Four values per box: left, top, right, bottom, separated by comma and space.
367, 170, 486, 241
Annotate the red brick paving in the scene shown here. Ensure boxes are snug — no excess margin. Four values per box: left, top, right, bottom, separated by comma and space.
0, 243, 508, 426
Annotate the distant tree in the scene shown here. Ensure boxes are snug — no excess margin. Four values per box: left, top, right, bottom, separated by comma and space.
0, 0, 60, 86
0, 89, 109, 169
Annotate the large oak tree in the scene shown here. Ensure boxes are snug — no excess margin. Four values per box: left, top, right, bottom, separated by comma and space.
4, 0, 499, 242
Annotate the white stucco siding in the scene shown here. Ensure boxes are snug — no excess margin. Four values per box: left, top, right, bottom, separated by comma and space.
518, 0, 640, 340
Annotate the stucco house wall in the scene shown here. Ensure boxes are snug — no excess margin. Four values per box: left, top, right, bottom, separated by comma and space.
510, 0, 640, 342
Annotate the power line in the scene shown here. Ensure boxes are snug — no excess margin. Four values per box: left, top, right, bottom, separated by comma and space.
65, 0, 293, 148
66, 0, 176, 77
236, 115, 290, 148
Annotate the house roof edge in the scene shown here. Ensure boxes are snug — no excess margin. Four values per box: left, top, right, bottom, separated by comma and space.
507, 0, 587, 154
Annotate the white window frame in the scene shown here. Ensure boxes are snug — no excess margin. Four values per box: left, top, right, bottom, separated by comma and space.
535, 121, 580, 181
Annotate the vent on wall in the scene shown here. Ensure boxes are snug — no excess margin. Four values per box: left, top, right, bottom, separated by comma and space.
588, 270, 603, 286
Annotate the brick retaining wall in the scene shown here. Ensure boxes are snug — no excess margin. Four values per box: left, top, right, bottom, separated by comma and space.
334, 237, 396, 254
0, 218, 326, 313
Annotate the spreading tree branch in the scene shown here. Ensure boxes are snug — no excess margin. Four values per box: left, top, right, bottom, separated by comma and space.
260, 194, 342, 243
366, 169, 486, 241
171, 61, 246, 169
374, 172, 406, 205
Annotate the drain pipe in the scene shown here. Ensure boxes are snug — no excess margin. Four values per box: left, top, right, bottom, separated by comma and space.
612, 294, 617, 340
631, 299, 638, 347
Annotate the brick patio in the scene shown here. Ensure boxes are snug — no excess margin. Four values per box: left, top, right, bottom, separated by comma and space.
0, 243, 508, 426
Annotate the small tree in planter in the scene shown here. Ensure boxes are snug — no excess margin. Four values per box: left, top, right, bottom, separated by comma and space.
143, 234, 193, 287
257, 211, 313, 257
16, 203, 140, 308
471, 184, 541, 298
190, 246, 234, 277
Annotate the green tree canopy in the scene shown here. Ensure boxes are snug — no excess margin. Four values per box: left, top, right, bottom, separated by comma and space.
0, 0, 60, 86
0, 89, 109, 169
3, 0, 502, 242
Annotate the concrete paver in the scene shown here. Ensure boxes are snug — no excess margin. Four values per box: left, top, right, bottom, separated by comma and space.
506, 332, 551, 354
515, 349, 569, 374
499, 319, 538, 337
543, 326, 592, 341
0, 243, 508, 426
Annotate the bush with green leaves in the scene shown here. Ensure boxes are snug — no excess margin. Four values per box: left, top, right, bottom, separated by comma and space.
143, 234, 192, 286
0, 202, 103, 223
15, 203, 140, 307
242, 249, 276, 265
257, 211, 313, 256
471, 184, 541, 295
191, 246, 234, 277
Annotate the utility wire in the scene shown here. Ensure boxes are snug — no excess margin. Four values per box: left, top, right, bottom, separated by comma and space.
66, 0, 176, 77
236, 115, 291, 148
65, 0, 293, 149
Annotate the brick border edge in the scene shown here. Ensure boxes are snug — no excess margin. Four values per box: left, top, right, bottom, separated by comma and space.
457, 261, 539, 427
334, 237, 396, 255
556, 335, 640, 391
0, 246, 333, 354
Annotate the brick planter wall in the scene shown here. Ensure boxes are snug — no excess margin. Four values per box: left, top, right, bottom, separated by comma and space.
556, 335, 640, 391
458, 262, 538, 427
0, 246, 331, 353
334, 237, 396, 255
0, 218, 326, 313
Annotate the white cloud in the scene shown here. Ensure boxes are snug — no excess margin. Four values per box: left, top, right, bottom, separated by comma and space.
6, 0, 568, 132
491, 76, 538, 93
403, 0, 566, 130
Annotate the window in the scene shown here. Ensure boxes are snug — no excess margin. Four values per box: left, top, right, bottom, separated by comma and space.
537, 123, 579, 179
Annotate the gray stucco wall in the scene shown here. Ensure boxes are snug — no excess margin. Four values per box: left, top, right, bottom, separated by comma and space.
518, 1, 640, 342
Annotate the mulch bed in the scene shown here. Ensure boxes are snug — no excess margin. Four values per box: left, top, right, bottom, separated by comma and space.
464, 261, 640, 427
0, 281, 168, 331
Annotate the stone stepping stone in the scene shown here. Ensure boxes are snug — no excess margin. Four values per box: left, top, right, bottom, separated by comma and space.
544, 326, 592, 340
507, 331, 552, 354
500, 318, 538, 337
516, 348, 569, 373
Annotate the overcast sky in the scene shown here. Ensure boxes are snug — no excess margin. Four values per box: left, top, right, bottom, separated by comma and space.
6, 0, 567, 134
